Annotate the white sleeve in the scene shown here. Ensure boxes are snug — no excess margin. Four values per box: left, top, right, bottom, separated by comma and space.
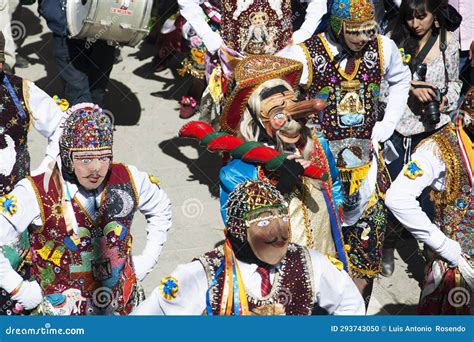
132, 261, 208, 315
25, 80, 66, 160
129, 165, 172, 276
309, 249, 365, 315
178, 0, 223, 53
292, 0, 327, 43
385, 143, 449, 250
0, 179, 42, 292
276, 44, 309, 86
380, 36, 412, 129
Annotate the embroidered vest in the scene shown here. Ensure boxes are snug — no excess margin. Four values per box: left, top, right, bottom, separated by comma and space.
196, 243, 314, 315
257, 138, 339, 258
0, 75, 31, 196
301, 34, 384, 169
27, 164, 139, 315
427, 124, 473, 262
221, 0, 292, 55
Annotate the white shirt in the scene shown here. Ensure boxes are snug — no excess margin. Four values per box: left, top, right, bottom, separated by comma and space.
277, 33, 412, 133
132, 248, 365, 315
177, 0, 328, 54
0, 164, 172, 291
385, 141, 449, 249
18, 80, 66, 172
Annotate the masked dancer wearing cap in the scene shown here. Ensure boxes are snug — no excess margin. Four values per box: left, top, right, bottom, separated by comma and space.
134, 180, 364, 315
385, 88, 474, 315
0, 31, 68, 315
278, 0, 411, 303
0, 103, 172, 315
218, 54, 348, 271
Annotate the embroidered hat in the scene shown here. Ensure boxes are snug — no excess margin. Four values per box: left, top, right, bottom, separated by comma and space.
59, 103, 113, 173
330, 0, 376, 36
225, 180, 288, 243
220, 54, 302, 134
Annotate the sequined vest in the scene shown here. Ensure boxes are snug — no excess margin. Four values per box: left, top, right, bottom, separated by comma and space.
221, 0, 292, 55
196, 243, 314, 315
301, 34, 384, 168
27, 164, 139, 315
0, 75, 31, 196
427, 124, 473, 261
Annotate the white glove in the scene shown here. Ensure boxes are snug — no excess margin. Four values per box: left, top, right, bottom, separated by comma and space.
202, 30, 224, 55
0, 252, 24, 293
437, 237, 462, 268
12, 280, 43, 310
132, 255, 157, 282
292, 29, 311, 45
371, 121, 395, 143
426, 228, 462, 267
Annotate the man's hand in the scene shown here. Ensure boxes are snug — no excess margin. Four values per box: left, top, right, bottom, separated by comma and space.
371, 121, 394, 143
438, 237, 462, 268
11, 281, 43, 310
132, 255, 156, 282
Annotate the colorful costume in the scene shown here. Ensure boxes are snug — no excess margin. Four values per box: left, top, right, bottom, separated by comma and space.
0, 32, 67, 315
0, 104, 172, 315
133, 180, 364, 315
386, 95, 474, 314
178, 0, 328, 125
216, 55, 348, 268
277, 0, 411, 278
178, 0, 328, 56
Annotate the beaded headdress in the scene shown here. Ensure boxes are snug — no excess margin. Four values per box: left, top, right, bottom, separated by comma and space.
225, 180, 288, 243
330, 0, 376, 36
59, 103, 113, 174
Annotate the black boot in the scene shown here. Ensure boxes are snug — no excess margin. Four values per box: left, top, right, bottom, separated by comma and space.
381, 248, 395, 277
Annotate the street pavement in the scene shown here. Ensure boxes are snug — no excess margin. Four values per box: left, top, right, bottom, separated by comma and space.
15, 5, 422, 315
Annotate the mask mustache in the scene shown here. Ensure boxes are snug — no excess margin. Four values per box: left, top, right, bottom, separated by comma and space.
277, 118, 302, 136
264, 235, 289, 245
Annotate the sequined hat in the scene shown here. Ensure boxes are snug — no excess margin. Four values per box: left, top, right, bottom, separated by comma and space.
225, 180, 288, 243
330, 0, 376, 36
59, 103, 113, 173
220, 55, 302, 134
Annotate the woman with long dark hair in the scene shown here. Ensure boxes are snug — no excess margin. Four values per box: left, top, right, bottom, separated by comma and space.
382, 0, 462, 277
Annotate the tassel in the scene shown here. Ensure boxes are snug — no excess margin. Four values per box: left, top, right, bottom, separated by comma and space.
49, 245, 65, 266
36, 241, 54, 261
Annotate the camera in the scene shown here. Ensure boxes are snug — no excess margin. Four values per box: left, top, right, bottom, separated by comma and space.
416, 84, 442, 125
413, 64, 442, 125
